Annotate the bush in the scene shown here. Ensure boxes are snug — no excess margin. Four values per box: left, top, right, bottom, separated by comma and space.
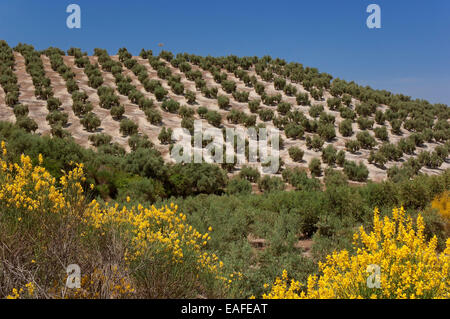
339, 119, 353, 137
317, 123, 336, 141
356, 131, 376, 149
158, 127, 173, 145
161, 99, 180, 114
15, 116, 38, 132
309, 158, 322, 177
374, 126, 389, 141
277, 102, 291, 115
13, 104, 29, 118
288, 146, 304, 162
206, 111, 222, 127
239, 166, 260, 183
309, 104, 323, 118
284, 123, 304, 139
217, 95, 230, 109
221, 80, 236, 93
226, 178, 252, 195
109, 105, 124, 120
120, 118, 138, 136
47, 97, 62, 112
89, 133, 112, 147
263, 207, 450, 299
321, 145, 337, 166
128, 134, 154, 151
343, 160, 369, 182
154, 86, 168, 101
185, 90, 196, 104
306, 135, 324, 151
80, 112, 101, 132
145, 108, 162, 125
336, 150, 346, 167
345, 140, 360, 153
46, 111, 68, 127
258, 175, 286, 192
258, 109, 274, 122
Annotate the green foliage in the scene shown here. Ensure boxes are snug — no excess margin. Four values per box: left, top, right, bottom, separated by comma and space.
309, 158, 322, 177
110, 105, 125, 120
356, 131, 376, 149
339, 119, 353, 137
89, 133, 112, 147
309, 104, 324, 118
158, 127, 173, 145
321, 145, 337, 166
80, 112, 101, 132
374, 126, 389, 141
306, 135, 324, 151
258, 175, 286, 192
345, 140, 360, 153
119, 118, 138, 136
217, 95, 230, 109
288, 146, 304, 162
161, 99, 180, 114
206, 111, 222, 127
226, 178, 252, 195
343, 160, 369, 182
317, 123, 336, 141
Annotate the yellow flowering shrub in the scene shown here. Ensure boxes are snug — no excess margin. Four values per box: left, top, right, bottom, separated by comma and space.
0, 141, 234, 299
432, 191, 449, 220
263, 207, 450, 299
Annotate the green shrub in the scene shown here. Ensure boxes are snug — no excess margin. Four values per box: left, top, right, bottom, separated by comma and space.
217, 95, 230, 109
46, 111, 68, 127
258, 175, 286, 192
239, 166, 260, 183
119, 118, 138, 136
206, 111, 222, 127
306, 135, 324, 151
110, 105, 125, 120
356, 131, 376, 149
288, 146, 304, 162
226, 178, 252, 195
158, 127, 173, 145
161, 99, 180, 114
89, 133, 112, 147
80, 112, 101, 132
374, 126, 389, 141
309, 104, 324, 118
339, 119, 353, 137
345, 140, 360, 153
309, 158, 322, 177
343, 160, 369, 182
321, 145, 337, 166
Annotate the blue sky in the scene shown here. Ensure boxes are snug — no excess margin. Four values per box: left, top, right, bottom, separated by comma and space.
1, 0, 449, 104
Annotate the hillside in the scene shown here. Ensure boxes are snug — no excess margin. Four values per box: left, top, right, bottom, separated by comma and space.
0, 41, 448, 184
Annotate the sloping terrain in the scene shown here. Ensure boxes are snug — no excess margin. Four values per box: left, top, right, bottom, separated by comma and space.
1, 41, 448, 183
